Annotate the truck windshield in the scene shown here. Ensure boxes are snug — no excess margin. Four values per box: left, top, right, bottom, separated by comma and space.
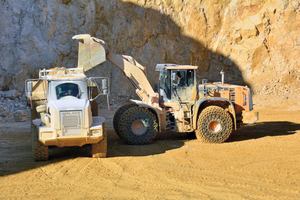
56, 83, 79, 100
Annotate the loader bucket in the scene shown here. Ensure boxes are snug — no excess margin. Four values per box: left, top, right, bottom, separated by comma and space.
72, 34, 107, 72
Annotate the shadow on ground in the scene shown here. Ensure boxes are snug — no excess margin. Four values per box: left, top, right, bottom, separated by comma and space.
227, 121, 300, 142
107, 130, 186, 157
0, 122, 185, 176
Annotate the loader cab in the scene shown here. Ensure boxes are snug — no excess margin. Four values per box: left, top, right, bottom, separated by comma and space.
156, 64, 198, 104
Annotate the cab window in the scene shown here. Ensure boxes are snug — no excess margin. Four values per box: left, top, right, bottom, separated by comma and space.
172, 70, 186, 87
159, 69, 171, 99
56, 83, 79, 100
187, 69, 195, 86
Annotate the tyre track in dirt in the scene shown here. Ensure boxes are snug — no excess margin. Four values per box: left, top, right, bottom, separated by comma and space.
0, 109, 299, 199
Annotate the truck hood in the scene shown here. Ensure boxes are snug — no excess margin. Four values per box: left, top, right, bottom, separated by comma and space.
48, 98, 89, 111
48, 98, 92, 129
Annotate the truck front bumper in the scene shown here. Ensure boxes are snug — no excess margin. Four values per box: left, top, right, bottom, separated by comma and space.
40, 134, 104, 147
33, 117, 105, 147
242, 110, 259, 124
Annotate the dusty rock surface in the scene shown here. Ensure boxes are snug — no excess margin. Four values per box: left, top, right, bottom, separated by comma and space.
0, 108, 299, 199
0, 91, 28, 122
0, 0, 299, 108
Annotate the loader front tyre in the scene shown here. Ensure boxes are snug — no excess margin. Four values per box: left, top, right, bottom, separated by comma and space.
195, 106, 233, 143
91, 124, 107, 158
31, 125, 49, 161
119, 107, 158, 145
113, 104, 137, 139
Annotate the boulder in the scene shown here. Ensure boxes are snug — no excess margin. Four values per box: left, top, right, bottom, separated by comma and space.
0, 107, 10, 119
13, 110, 28, 122
4, 90, 21, 100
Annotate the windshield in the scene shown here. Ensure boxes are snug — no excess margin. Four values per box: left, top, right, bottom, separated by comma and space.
159, 69, 171, 99
55, 83, 79, 100
171, 70, 195, 87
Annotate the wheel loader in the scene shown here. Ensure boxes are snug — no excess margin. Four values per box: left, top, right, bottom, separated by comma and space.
25, 67, 109, 161
72, 34, 258, 145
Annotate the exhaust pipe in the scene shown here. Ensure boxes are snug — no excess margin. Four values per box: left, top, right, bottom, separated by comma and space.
220, 69, 225, 85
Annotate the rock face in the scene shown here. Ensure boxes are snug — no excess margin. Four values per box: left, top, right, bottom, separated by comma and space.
0, 0, 299, 109
0, 91, 28, 122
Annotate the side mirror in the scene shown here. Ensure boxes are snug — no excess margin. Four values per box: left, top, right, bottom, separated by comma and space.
88, 77, 110, 100
26, 81, 33, 98
102, 79, 108, 95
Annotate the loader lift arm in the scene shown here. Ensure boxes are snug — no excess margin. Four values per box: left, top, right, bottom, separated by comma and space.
72, 34, 161, 111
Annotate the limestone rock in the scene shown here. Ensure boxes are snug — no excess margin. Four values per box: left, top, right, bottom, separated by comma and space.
4, 90, 21, 100
0, 0, 299, 108
0, 107, 10, 120
240, 19, 258, 39
13, 110, 28, 122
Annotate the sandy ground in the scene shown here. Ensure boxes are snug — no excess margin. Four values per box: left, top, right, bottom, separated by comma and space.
0, 106, 299, 199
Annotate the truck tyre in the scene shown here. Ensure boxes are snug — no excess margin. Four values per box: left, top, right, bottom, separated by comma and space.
113, 104, 137, 139
31, 124, 49, 161
119, 107, 158, 145
196, 106, 233, 143
91, 124, 107, 158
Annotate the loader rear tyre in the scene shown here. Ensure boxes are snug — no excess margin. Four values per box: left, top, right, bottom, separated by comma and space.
113, 104, 137, 139
91, 124, 107, 158
195, 106, 233, 143
31, 124, 49, 161
118, 107, 158, 145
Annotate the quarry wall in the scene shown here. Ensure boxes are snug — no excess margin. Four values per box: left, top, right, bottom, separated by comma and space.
0, 0, 299, 120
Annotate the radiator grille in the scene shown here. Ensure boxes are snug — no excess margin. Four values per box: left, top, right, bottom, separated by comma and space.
61, 111, 82, 136
229, 88, 235, 103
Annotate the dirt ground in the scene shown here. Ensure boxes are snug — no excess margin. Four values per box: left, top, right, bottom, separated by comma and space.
0, 106, 299, 199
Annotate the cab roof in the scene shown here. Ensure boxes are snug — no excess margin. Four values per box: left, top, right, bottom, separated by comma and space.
155, 64, 198, 71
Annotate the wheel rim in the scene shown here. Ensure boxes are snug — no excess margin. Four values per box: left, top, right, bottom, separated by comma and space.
208, 120, 221, 133
131, 120, 147, 135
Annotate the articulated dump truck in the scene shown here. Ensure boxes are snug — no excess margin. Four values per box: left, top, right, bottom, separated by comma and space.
26, 67, 109, 161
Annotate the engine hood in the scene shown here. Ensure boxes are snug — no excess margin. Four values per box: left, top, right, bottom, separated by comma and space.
48, 98, 89, 111
48, 98, 92, 129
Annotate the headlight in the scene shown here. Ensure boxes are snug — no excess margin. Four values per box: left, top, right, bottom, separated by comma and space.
91, 130, 101, 136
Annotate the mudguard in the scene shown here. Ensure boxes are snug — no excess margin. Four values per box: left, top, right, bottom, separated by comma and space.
193, 97, 237, 130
